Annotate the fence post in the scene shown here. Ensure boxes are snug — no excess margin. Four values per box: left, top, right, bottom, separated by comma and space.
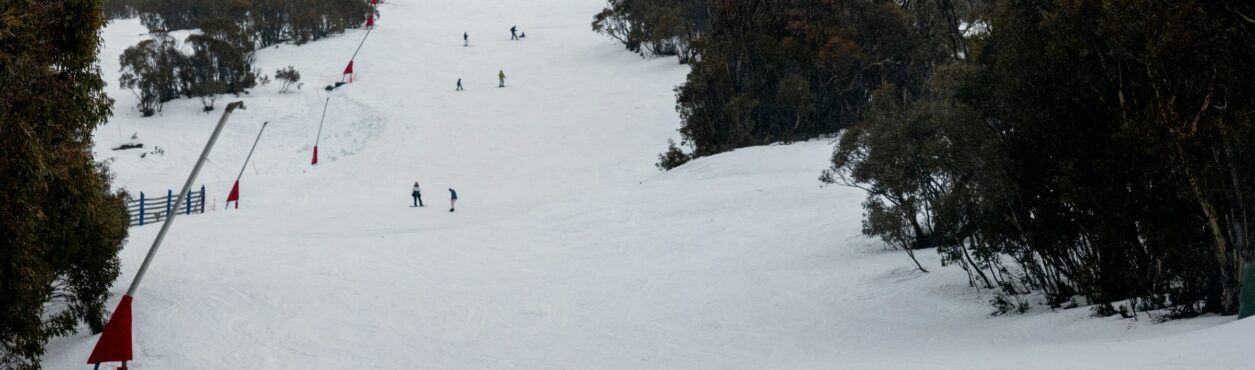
166, 189, 172, 219
139, 192, 145, 226
200, 185, 206, 213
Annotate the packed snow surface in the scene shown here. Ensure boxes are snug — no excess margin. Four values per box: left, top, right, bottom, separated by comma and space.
42, 0, 1250, 368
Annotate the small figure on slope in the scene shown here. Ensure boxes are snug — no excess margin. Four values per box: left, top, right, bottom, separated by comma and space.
510, 26, 518, 40
412, 182, 424, 207
519, 31, 526, 39
457, 78, 463, 91
498, 70, 506, 88
449, 188, 458, 212
463, 32, 469, 46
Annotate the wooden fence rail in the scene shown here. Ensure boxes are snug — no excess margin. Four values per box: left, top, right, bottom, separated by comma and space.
127, 185, 206, 226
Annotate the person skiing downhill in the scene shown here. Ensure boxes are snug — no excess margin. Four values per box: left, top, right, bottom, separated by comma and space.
411, 182, 424, 207
498, 70, 506, 87
510, 26, 518, 40
463, 32, 469, 46
449, 188, 458, 212
457, 78, 463, 91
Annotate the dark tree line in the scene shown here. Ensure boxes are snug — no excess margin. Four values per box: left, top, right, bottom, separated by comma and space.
595, 0, 978, 169
116, 0, 373, 47
827, 0, 1255, 317
601, 0, 1255, 317
592, 0, 708, 63
103, 0, 140, 19
1, 1, 130, 368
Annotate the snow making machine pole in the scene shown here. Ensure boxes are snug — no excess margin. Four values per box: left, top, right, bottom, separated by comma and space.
88, 101, 246, 370
342, 27, 373, 83
227, 121, 268, 208
313, 96, 330, 165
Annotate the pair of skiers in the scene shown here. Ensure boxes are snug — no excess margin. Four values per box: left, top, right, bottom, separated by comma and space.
412, 182, 458, 212
454, 71, 503, 90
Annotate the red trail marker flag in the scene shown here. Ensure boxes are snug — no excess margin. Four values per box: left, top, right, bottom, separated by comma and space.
226, 180, 240, 209
87, 295, 133, 365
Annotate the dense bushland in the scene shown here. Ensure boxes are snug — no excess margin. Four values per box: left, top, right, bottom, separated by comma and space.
599, 0, 1255, 317
0, 1, 130, 368
118, 31, 259, 115
105, 0, 372, 47
596, 0, 977, 169
828, 0, 1255, 317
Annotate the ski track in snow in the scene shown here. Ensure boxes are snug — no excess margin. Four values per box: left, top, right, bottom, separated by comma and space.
40, 0, 1251, 369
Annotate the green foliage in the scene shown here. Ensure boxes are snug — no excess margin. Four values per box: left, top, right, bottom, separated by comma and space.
132, 0, 372, 47
275, 65, 301, 94
186, 32, 256, 94
103, 0, 141, 19
118, 35, 182, 116
0, 1, 130, 367
599, 0, 973, 168
119, 29, 258, 115
829, 0, 1255, 316
592, 0, 708, 63
655, 139, 692, 171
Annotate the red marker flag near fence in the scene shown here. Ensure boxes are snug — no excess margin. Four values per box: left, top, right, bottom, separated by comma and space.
371, 0, 378, 5
87, 295, 133, 366
367, 13, 374, 28
226, 180, 240, 209
89, 102, 245, 369
312, 145, 319, 165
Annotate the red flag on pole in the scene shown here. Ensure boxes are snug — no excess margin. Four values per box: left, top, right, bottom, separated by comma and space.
312, 146, 319, 165
366, 13, 374, 28
343, 60, 354, 75
226, 180, 240, 209
87, 295, 134, 365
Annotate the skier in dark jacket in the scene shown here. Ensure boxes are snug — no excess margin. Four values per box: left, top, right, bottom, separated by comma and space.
510, 26, 518, 40
456, 78, 463, 91
463, 32, 469, 46
412, 182, 424, 207
449, 188, 458, 212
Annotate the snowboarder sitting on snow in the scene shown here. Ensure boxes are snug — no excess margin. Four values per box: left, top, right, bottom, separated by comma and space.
449, 188, 458, 212
457, 78, 464, 91
510, 26, 518, 40
498, 70, 506, 87
519, 31, 526, 38
412, 182, 424, 207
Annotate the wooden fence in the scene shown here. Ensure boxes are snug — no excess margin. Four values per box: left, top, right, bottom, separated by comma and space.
128, 186, 206, 226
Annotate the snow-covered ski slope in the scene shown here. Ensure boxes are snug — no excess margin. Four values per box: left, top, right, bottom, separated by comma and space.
43, 0, 1252, 368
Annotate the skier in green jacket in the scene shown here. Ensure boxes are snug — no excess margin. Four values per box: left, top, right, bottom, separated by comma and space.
498, 70, 506, 87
